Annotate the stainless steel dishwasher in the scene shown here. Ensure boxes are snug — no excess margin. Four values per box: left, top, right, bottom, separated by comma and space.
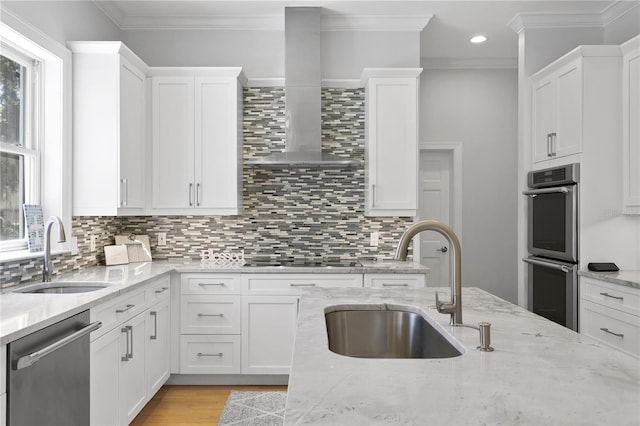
7, 310, 101, 426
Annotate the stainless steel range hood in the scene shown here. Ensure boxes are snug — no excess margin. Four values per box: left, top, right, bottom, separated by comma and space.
247, 7, 359, 169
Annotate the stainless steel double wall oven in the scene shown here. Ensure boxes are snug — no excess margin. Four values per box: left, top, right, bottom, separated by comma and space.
523, 163, 579, 330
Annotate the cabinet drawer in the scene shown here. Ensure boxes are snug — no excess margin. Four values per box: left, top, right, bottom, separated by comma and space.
146, 275, 171, 305
242, 274, 363, 295
181, 273, 241, 295
179, 335, 240, 374
90, 288, 146, 340
364, 274, 426, 289
580, 278, 640, 317
580, 300, 640, 358
180, 295, 240, 334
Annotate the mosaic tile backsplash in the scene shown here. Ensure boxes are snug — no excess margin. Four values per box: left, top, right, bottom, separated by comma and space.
1, 88, 413, 286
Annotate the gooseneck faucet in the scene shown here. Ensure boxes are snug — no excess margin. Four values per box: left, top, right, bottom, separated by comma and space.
43, 216, 66, 282
394, 220, 462, 325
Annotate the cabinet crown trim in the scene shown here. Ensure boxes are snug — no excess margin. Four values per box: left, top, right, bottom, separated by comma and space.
360, 68, 423, 85
67, 41, 149, 73
531, 45, 621, 80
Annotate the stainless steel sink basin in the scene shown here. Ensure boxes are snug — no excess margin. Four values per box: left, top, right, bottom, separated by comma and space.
14, 281, 111, 294
325, 306, 464, 359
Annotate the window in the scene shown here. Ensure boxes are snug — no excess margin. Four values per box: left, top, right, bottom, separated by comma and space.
0, 43, 40, 251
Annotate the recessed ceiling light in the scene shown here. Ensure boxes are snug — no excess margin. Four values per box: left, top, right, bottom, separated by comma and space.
470, 35, 487, 44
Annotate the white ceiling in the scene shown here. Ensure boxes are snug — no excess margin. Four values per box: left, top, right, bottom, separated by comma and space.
94, 1, 635, 59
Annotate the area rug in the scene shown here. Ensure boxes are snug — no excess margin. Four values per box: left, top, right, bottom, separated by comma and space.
218, 391, 287, 426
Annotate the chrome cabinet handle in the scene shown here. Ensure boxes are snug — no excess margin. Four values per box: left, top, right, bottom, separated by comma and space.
550, 132, 557, 156
116, 304, 135, 313
290, 283, 316, 287
189, 183, 194, 206
121, 326, 130, 361
546, 133, 552, 157
197, 313, 224, 317
198, 282, 226, 287
197, 352, 223, 357
382, 283, 409, 287
128, 325, 134, 359
155, 287, 169, 294
15, 321, 102, 370
120, 178, 128, 206
599, 292, 624, 301
372, 184, 376, 207
150, 311, 158, 340
196, 183, 201, 206
600, 328, 624, 338
436, 246, 448, 253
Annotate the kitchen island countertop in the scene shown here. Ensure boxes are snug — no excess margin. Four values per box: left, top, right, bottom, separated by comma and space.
285, 287, 640, 425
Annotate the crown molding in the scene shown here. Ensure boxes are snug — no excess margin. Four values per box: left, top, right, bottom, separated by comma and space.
601, 0, 640, 27
421, 57, 518, 70
508, 12, 604, 34
93, 1, 430, 32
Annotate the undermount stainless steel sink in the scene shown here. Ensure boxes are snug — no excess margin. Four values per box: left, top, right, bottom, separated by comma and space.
14, 281, 111, 294
325, 306, 464, 359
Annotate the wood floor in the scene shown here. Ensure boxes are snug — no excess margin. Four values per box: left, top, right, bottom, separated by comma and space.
130, 385, 288, 425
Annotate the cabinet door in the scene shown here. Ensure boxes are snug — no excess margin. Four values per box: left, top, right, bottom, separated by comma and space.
119, 58, 146, 209
152, 77, 195, 209
554, 61, 582, 158
120, 313, 148, 426
90, 327, 121, 426
242, 296, 299, 375
532, 78, 556, 162
146, 299, 171, 396
366, 77, 418, 216
195, 77, 240, 211
623, 42, 640, 213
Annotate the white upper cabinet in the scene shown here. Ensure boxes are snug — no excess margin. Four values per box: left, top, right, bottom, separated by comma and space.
530, 46, 621, 165
69, 41, 149, 215
622, 36, 640, 215
151, 69, 245, 215
361, 68, 422, 217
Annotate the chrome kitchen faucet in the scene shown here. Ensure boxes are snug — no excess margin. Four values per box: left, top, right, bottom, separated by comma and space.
43, 216, 66, 282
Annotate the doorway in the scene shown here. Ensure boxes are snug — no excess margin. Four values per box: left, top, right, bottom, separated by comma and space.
418, 144, 461, 287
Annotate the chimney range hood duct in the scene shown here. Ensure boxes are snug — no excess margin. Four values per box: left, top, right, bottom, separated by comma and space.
247, 7, 359, 169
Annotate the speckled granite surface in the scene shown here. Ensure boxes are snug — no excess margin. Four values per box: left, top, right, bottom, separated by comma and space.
219, 391, 286, 426
285, 287, 640, 425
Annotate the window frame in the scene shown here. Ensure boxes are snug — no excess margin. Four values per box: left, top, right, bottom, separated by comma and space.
0, 42, 42, 252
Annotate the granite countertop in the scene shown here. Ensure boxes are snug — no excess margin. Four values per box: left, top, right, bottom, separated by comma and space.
0, 259, 428, 345
578, 269, 640, 289
285, 287, 640, 425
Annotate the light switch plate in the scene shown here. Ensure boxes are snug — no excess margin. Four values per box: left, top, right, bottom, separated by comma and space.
370, 232, 379, 247
157, 233, 167, 246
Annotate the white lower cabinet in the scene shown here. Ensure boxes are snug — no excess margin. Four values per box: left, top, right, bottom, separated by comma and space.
90, 276, 171, 425
579, 277, 640, 358
364, 273, 426, 288
241, 295, 299, 375
178, 273, 242, 374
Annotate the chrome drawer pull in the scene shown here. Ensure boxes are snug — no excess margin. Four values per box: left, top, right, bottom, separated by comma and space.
290, 283, 316, 287
599, 328, 624, 338
150, 311, 158, 340
599, 292, 624, 301
197, 352, 223, 357
121, 327, 130, 362
116, 304, 135, 313
382, 283, 409, 287
198, 313, 224, 317
198, 282, 226, 286
155, 287, 169, 294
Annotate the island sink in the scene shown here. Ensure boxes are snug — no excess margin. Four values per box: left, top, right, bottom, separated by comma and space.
325, 306, 463, 359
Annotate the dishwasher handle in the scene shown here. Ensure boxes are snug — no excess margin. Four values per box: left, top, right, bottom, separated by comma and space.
14, 321, 102, 371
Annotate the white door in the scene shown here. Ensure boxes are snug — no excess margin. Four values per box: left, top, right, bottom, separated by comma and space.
419, 150, 452, 287
146, 300, 170, 396
120, 313, 148, 426
90, 328, 121, 426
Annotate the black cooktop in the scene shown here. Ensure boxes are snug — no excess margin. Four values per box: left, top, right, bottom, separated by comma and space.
243, 258, 361, 268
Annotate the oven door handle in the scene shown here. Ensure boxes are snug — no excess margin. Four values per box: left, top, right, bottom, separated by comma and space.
522, 187, 570, 197
523, 257, 571, 273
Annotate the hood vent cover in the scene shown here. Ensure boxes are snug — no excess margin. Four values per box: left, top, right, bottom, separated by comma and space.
247, 7, 359, 169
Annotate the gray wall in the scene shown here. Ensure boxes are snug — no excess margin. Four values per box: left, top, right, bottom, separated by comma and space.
420, 68, 519, 303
